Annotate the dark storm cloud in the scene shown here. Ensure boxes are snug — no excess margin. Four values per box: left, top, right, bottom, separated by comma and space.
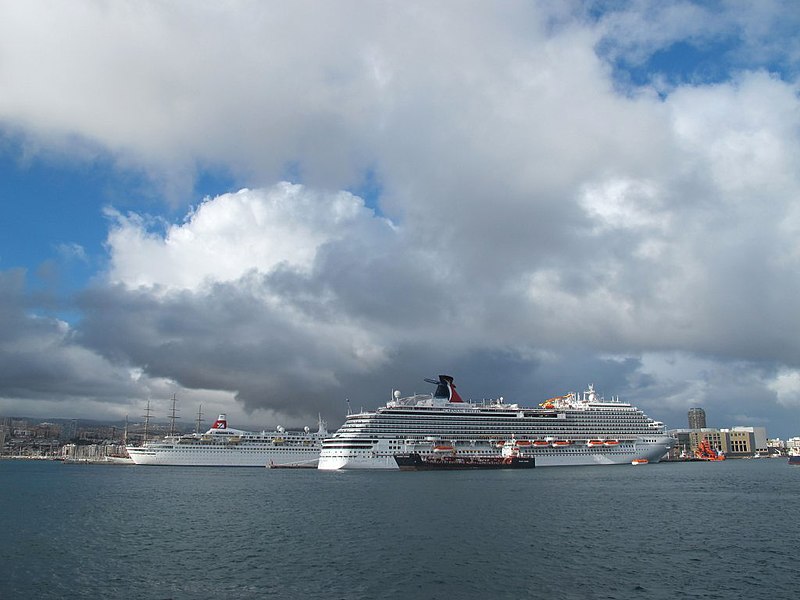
0, 270, 142, 406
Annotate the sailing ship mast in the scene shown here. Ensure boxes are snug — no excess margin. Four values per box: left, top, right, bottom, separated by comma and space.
195, 404, 204, 434
168, 393, 180, 436
143, 399, 152, 442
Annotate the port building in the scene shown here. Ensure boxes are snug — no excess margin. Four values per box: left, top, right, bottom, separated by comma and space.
670, 426, 769, 459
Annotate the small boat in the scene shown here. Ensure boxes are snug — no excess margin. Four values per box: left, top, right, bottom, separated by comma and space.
551, 440, 571, 447
604, 440, 620, 446
433, 445, 455, 453
515, 440, 532, 447
394, 453, 535, 470
533, 440, 550, 447
395, 443, 535, 471
587, 439, 604, 447
788, 454, 800, 466
631, 458, 649, 465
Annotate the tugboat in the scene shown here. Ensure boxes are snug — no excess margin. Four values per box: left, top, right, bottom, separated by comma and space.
393, 438, 535, 471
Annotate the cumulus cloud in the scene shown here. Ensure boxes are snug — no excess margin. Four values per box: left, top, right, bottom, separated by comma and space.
104, 183, 388, 290
1, 2, 800, 435
769, 370, 800, 407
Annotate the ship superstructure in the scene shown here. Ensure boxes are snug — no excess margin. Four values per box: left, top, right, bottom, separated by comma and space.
317, 375, 675, 470
127, 414, 327, 467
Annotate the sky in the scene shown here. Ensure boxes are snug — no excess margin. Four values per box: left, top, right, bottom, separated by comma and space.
1, 0, 799, 438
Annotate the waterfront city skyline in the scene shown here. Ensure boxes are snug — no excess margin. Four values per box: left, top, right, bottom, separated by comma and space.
1, 2, 799, 438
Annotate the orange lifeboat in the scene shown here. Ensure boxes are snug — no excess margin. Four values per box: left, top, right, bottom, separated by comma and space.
433, 445, 454, 453
631, 458, 649, 465
587, 439, 604, 447
533, 440, 550, 447
604, 440, 620, 446
516, 440, 532, 447
551, 440, 571, 447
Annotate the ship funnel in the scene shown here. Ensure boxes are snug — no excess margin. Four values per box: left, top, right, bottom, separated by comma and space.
428, 375, 464, 403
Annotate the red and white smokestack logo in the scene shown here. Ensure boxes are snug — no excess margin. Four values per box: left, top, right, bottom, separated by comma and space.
448, 381, 464, 403
212, 415, 227, 429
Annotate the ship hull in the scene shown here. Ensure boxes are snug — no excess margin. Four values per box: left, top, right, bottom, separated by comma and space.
318, 438, 674, 470
104, 455, 135, 465
126, 445, 321, 467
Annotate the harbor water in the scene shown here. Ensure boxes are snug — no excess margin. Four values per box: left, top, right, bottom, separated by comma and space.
1, 458, 796, 599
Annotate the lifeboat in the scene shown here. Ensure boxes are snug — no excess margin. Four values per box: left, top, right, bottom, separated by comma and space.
604, 440, 620, 446
516, 440, 532, 447
272, 437, 285, 445
587, 439, 604, 447
433, 445, 455, 453
551, 440, 572, 447
631, 458, 649, 465
533, 440, 550, 447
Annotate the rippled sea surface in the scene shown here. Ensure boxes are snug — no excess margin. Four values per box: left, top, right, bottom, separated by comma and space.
1, 458, 797, 599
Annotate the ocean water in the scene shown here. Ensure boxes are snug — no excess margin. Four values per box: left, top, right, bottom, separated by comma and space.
0, 458, 796, 600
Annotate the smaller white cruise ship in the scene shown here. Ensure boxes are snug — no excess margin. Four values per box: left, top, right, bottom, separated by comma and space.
127, 414, 327, 467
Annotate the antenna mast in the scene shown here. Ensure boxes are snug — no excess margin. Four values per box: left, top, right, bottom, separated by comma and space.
195, 403, 204, 434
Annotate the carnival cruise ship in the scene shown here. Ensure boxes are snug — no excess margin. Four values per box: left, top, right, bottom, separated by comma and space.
317, 375, 675, 470
127, 414, 327, 467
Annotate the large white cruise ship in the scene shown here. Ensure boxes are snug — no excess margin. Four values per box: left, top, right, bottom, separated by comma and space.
318, 375, 675, 470
127, 414, 328, 467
